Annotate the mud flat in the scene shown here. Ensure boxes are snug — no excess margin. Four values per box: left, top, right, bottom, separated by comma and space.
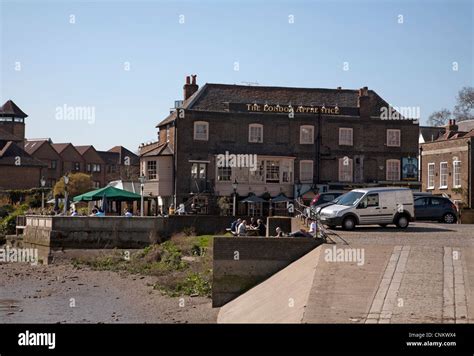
0, 253, 218, 324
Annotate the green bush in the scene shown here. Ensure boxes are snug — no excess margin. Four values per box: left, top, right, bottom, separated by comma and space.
0, 204, 29, 235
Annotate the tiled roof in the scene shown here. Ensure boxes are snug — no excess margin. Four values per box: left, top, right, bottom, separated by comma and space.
97, 151, 119, 165
457, 120, 474, 132
419, 126, 445, 142
140, 142, 173, 157
157, 83, 391, 127
24, 139, 49, 154
0, 100, 28, 118
75, 145, 94, 155
0, 141, 47, 167
51, 143, 71, 154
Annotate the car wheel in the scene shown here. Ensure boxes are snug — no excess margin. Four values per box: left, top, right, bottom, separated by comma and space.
379, 224, 388, 228
342, 216, 356, 231
396, 215, 409, 229
443, 213, 457, 224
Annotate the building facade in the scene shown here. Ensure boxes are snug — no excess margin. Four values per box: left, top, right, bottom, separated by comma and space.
420, 120, 474, 208
140, 76, 420, 214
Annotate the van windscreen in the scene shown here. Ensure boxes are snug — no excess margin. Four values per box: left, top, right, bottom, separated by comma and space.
337, 191, 365, 206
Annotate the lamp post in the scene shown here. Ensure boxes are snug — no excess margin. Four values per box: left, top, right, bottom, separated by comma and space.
296, 179, 302, 200
63, 174, 69, 215
40, 176, 46, 213
139, 173, 146, 217
232, 179, 238, 216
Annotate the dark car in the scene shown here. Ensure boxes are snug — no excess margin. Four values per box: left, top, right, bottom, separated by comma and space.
414, 196, 458, 223
310, 192, 344, 207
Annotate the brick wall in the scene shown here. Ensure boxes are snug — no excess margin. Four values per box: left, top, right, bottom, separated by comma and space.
0, 166, 42, 190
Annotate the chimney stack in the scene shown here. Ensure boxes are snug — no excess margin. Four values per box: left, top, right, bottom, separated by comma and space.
446, 119, 458, 132
183, 74, 199, 100
357, 86, 370, 118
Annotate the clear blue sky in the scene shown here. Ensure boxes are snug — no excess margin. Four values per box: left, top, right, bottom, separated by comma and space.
1, 0, 472, 152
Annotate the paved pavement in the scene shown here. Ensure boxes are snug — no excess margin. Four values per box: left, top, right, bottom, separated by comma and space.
219, 222, 474, 323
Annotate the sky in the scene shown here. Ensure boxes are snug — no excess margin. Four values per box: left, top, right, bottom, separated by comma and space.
0, 0, 472, 152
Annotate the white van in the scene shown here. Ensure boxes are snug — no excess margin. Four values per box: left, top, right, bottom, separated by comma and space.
318, 187, 414, 230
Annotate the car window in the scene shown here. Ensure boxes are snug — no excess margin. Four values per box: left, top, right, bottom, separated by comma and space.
414, 198, 427, 207
359, 193, 379, 208
322, 194, 335, 202
430, 198, 443, 206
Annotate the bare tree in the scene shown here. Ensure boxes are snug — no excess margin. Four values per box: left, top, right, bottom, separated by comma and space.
454, 86, 474, 122
427, 108, 451, 127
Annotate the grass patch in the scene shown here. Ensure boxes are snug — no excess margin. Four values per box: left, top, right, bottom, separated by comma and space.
71, 235, 215, 298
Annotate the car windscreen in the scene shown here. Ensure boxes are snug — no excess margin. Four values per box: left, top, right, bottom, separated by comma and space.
336, 191, 365, 206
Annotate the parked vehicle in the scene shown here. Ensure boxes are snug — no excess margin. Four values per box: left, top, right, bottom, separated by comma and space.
414, 196, 458, 223
319, 187, 414, 230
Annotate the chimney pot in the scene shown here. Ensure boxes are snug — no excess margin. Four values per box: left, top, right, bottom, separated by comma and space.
191, 74, 197, 85
186, 76, 191, 84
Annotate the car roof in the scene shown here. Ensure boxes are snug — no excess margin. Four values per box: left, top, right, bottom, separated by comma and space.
352, 187, 412, 194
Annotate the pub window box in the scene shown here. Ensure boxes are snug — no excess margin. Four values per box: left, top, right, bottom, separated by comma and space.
299, 125, 314, 145
193, 121, 209, 141
249, 124, 263, 143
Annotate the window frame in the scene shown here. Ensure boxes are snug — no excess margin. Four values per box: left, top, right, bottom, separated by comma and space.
193, 121, 209, 141
299, 125, 314, 145
248, 123, 263, 143
338, 127, 353, 146
439, 162, 448, 189
299, 160, 314, 183
386, 159, 401, 181
453, 161, 461, 188
147, 160, 157, 180
386, 129, 401, 147
427, 163, 435, 189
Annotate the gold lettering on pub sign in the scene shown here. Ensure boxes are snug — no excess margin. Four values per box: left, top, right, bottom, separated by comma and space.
246, 103, 340, 115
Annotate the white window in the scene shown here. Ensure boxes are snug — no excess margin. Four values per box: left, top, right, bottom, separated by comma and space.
386, 159, 400, 181
217, 166, 231, 182
281, 159, 294, 183
339, 128, 353, 146
387, 129, 401, 147
249, 124, 263, 143
300, 125, 314, 144
338, 157, 353, 182
249, 160, 264, 183
427, 163, 435, 189
265, 160, 280, 183
439, 162, 448, 188
147, 161, 157, 180
453, 161, 461, 188
299, 160, 313, 183
193, 121, 209, 141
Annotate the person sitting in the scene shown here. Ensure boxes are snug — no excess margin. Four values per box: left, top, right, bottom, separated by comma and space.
230, 218, 242, 235
257, 219, 266, 237
124, 209, 133, 217
89, 208, 98, 217
237, 219, 247, 236
70, 208, 78, 217
250, 217, 258, 228
95, 208, 105, 217
308, 219, 317, 237
289, 228, 313, 238
274, 227, 285, 237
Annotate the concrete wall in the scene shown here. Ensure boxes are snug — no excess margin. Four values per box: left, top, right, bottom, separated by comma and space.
212, 236, 322, 307
24, 215, 234, 249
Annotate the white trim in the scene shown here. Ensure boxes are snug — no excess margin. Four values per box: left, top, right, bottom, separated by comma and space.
439, 161, 448, 189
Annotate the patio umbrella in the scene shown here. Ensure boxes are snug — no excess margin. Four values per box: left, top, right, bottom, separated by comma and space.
271, 194, 293, 203
101, 193, 108, 212
73, 186, 141, 202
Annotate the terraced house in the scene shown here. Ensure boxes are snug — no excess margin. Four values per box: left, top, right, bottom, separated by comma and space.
139, 76, 419, 215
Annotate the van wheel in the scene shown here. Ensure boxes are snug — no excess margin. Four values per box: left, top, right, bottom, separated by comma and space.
396, 215, 409, 229
442, 213, 457, 224
342, 216, 356, 231
379, 224, 388, 228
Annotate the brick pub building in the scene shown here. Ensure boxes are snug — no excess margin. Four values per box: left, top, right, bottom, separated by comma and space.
140, 76, 419, 215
